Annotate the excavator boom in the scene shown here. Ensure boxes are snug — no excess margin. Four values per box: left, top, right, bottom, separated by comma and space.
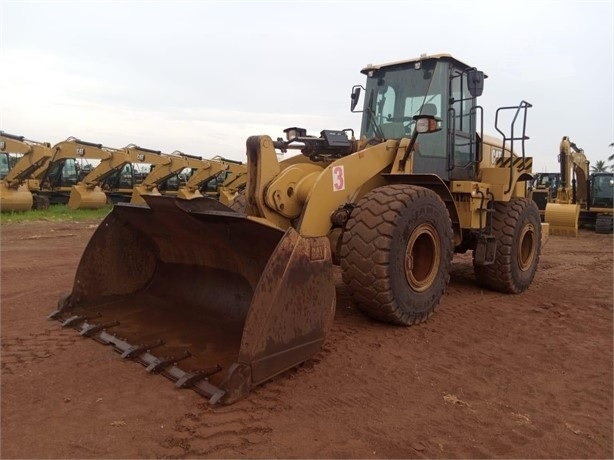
0, 131, 53, 211
177, 157, 247, 204
545, 136, 590, 236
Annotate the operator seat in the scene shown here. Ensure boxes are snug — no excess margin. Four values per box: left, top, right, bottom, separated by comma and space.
420, 103, 438, 117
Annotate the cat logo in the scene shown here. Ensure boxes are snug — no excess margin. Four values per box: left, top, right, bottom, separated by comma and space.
76, 148, 86, 157
137, 153, 146, 162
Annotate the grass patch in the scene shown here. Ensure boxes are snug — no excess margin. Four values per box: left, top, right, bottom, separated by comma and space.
0, 204, 112, 224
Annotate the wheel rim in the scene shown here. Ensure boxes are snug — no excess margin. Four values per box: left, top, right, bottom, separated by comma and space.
517, 223, 537, 272
404, 223, 441, 292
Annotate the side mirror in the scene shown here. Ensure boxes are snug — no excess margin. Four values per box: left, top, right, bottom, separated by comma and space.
350, 85, 363, 112
467, 69, 485, 97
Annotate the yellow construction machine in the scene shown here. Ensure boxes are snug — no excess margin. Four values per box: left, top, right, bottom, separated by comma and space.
544, 137, 590, 236
35, 137, 124, 206
586, 172, 613, 233
126, 146, 203, 205
68, 144, 199, 208
66, 144, 131, 209
176, 156, 247, 205
0, 131, 53, 211
51, 53, 543, 404
529, 172, 560, 221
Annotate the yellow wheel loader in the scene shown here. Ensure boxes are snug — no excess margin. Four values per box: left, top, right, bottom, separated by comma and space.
50, 54, 543, 404
0, 131, 53, 211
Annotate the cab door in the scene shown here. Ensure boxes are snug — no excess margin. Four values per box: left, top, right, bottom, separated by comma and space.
448, 67, 479, 181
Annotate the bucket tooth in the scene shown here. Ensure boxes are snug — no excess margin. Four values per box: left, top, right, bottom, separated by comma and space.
79, 320, 120, 337
120, 339, 165, 359
146, 351, 191, 373
175, 365, 223, 389
61, 315, 89, 327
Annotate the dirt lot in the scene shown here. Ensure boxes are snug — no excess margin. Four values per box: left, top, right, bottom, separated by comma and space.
1, 219, 612, 459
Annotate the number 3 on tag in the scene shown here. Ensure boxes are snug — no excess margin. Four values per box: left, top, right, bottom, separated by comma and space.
332, 165, 345, 192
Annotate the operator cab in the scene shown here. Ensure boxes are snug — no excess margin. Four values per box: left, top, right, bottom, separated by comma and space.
590, 172, 614, 208
353, 54, 485, 181
0, 152, 9, 179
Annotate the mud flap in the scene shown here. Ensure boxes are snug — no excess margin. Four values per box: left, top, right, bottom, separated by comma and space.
50, 195, 335, 404
473, 235, 497, 265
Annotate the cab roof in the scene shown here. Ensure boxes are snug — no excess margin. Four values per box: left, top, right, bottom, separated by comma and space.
361, 53, 473, 74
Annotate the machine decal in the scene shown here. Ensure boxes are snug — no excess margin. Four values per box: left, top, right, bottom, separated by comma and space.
332, 165, 345, 192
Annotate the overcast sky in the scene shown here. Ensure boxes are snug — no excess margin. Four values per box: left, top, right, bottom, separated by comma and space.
1, 0, 612, 173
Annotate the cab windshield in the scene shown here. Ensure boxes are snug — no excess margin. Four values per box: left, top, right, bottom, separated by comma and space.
592, 174, 614, 206
360, 60, 445, 140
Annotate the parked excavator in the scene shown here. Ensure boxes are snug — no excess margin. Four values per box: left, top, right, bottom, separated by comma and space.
127, 147, 209, 205
543, 137, 609, 236
51, 53, 544, 405
34, 137, 126, 206
66, 144, 132, 209
176, 156, 247, 205
0, 131, 53, 211
581, 171, 613, 233
68, 144, 201, 208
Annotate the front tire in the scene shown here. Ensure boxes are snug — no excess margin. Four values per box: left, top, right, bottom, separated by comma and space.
340, 184, 454, 325
474, 198, 541, 293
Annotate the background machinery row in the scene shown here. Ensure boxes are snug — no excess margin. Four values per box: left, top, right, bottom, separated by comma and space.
528, 136, 613, 235
0, 131, 247, 212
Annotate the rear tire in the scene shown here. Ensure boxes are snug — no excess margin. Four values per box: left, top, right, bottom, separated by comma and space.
474, 198, 541, 293
340, 184, 454, 325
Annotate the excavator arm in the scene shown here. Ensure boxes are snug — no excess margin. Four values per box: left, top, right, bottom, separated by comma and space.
123, 144, 189, 205
139, 151, 197, 191
67, 146, 132, 209
0, 131, 52, 188
546, 136, 591, 236
0, 131, 53, 211
177, 157, 247, 203
36, 137, 118, 185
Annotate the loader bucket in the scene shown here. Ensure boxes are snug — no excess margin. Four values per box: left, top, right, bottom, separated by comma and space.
0, 183, 33, 212
50, 195, 335, 404
544, 203, 580, 237
67, 184, 108, 209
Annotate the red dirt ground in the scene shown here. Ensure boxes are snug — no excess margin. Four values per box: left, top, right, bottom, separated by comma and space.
1, 219, 612, 459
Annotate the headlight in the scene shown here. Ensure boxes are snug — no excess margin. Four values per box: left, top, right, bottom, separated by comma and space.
416, 117, 440, 134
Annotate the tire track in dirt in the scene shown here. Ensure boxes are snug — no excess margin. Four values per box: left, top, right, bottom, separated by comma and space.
1, 328, 78, 375
158, 401, 273, 458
